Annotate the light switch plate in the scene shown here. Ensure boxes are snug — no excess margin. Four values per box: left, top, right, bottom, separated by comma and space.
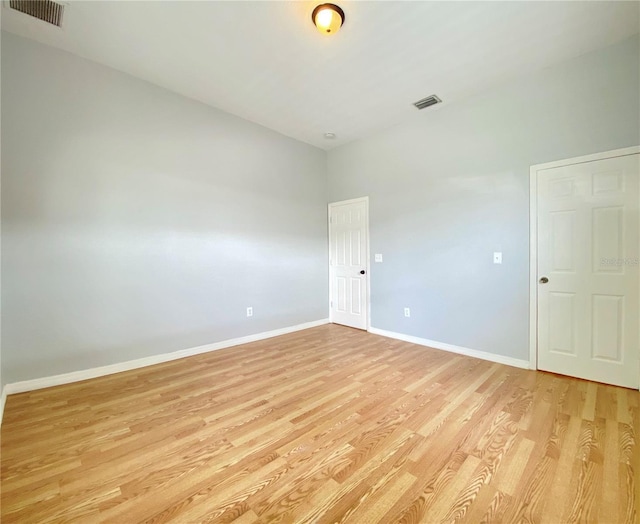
375, 254, 383, 263
493, 252, 502, 264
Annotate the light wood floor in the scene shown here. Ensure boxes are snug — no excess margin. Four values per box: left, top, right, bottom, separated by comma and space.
1, 324, 638, 523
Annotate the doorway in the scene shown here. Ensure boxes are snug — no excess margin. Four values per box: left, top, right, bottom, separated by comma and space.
328, 197, 369, 330
530, 147, 639, 388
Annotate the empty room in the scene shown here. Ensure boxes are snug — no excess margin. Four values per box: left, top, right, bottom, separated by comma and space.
1, 0, 639, 522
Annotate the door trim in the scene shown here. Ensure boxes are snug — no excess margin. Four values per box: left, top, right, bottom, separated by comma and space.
529, 146, 640, 385
328, 196, 371, 330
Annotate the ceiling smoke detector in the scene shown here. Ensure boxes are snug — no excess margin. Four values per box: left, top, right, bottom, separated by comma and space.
413, 95, 442, 110
8, 0, 65, 27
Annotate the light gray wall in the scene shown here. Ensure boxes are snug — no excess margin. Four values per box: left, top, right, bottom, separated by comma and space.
0, 30, 3, 395
1, 32, 328, 384
327, 35, 640, 361
2, 31, 638, 385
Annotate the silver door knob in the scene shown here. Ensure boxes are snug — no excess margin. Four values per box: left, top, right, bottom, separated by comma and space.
539, 277, 549, 284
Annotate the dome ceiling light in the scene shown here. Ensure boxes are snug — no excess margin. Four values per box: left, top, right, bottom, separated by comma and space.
312, 4, 345, 35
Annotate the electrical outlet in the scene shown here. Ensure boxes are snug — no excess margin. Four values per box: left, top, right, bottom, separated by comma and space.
404, 307, 411, 318
375, 254, 383, 263
246, 307, 253, 317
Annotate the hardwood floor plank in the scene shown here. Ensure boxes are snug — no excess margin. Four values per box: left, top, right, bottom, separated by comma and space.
599, 418, 620, 524
303, 429, 422, 523
620, 420, 638, 524
1, 324, 637, 523
347, 470, 416, 523
479, 489, 511, 524
538, 415, 582, 522
418, 454, 482, 523
494, 436, 536, 496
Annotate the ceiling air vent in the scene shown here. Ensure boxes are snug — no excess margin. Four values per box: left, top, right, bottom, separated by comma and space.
9, 0, 65, 27
413, 95, 442, 110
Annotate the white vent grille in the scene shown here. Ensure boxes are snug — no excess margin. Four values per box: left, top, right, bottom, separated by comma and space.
413, 95, 441, 110
9, 0, 64, 27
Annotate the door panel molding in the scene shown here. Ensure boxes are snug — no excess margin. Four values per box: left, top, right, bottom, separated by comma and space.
529, 146, 640, 389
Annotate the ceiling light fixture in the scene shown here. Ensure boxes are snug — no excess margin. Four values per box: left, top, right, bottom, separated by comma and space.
312, 4, 345, 35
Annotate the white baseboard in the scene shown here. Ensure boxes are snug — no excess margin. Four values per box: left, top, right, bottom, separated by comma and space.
2, 319, 330, 400
368, 327, 530, 370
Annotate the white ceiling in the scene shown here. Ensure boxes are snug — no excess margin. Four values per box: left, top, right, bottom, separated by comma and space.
2, 1, 639, 150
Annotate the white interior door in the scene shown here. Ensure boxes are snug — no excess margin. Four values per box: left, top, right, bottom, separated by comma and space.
329, 198, 368, 330
537, 153, 639, 388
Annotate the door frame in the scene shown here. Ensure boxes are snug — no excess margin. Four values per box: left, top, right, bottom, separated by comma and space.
328, 196, 371, 330
529, 146, 640, 385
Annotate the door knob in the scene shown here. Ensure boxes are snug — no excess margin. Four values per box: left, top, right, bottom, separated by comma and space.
360, 270, 366, 275
539, 277, 549, 284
